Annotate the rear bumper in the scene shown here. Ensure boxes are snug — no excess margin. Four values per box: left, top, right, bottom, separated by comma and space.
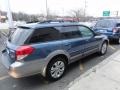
8, 62, 30, 78
95, 30, 120, 40
2, 53, 47, 78
8, 61, 42, 78
107, 35, 119, 40
100, 33, 120, 40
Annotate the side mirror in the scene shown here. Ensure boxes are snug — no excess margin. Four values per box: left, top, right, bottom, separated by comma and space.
90, 26, 94, 29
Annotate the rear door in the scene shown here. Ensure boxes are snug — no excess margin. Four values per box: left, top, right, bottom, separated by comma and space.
78, 26, 102, 56
27, 27, 62, 60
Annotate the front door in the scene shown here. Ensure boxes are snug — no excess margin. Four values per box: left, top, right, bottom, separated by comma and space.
78, 26, 101, 56
60, 25, 85, 62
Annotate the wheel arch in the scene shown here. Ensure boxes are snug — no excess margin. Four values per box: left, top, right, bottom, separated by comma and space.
42, 50, 70, 77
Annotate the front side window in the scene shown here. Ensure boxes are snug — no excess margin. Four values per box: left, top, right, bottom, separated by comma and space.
78, 26, 94, 37
29, 27, 60, 43
60, 26, 81, 39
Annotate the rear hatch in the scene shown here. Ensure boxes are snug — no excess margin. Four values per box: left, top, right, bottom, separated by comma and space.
93, 20, 114, 35
2, 27, 33, 67
94, 28, 113, 35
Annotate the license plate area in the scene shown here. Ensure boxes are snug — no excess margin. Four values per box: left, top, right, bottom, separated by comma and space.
2, 50, 12, 69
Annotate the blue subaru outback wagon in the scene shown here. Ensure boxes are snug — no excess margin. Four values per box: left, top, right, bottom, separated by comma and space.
2, 21, 108, 81
93, 19, 120, 44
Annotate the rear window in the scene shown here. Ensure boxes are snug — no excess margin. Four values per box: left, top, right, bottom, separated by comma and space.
95, 20, 114, 28
116, 23, 120, 27
9, 28, 33, 45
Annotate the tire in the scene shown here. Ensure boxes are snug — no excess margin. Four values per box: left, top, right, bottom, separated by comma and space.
116, 38, 120, 44
46, 56, 67, 81
99, 41, 108, 55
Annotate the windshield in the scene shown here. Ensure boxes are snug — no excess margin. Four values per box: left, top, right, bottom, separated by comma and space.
9, 28, 33, 45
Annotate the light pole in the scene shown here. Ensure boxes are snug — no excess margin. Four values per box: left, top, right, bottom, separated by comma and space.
84, 0, 87, 17
46, 0, 48, 20
6, 0, 14, 29
0, 10, 1, 22
116, 11, 119, 17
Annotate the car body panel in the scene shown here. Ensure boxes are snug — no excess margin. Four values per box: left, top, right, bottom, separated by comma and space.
83, 36, 101, 56
62, 38, 86, 63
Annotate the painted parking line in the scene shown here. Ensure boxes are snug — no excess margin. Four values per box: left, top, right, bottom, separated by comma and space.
0, 75, 10, 81
109, 45, 116, 50
80, 63, 84, 71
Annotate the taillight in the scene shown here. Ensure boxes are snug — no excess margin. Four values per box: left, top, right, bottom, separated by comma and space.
112, 28, 118, 33
16, 46, 34, 61
9, 50, 16, 59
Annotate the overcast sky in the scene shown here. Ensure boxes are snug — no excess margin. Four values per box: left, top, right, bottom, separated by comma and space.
0, 0, 120, 17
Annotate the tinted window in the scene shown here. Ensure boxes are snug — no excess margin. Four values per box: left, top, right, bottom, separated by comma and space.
9, 28, 33, 45
59, 26, 81, 39
95, 20, 114, 28
116, 23, 120, 27
29, 27, 60, 43
78, 26, 94, 37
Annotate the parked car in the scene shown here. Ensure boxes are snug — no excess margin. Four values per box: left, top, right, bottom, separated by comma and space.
93, 19, 120, 44
1, 21, 108, 81
79, 21, 96, 29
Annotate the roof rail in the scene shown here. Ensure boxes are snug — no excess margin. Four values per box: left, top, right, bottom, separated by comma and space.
38, 20, 76, 24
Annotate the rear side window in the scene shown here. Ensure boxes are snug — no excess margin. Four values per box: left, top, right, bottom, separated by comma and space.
9, 28, 33, 45
59, 26, 81, 39
29, 27, 60, 43
95, 20, 114, 28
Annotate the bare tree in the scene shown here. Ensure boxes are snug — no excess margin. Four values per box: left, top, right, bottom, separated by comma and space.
71, 9, 84, 17
69, 9, 89, 21
12, 12, 40, 22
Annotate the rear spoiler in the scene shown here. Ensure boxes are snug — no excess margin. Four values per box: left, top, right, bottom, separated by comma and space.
18, 26, 31, 29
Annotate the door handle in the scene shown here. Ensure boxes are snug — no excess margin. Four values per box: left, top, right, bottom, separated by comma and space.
85, 39, 89, 41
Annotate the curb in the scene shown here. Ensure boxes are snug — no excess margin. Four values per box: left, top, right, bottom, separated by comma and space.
64, 50, 120, 90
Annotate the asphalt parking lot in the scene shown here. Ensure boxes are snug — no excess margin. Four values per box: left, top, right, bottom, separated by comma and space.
0, 35, 119, 90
